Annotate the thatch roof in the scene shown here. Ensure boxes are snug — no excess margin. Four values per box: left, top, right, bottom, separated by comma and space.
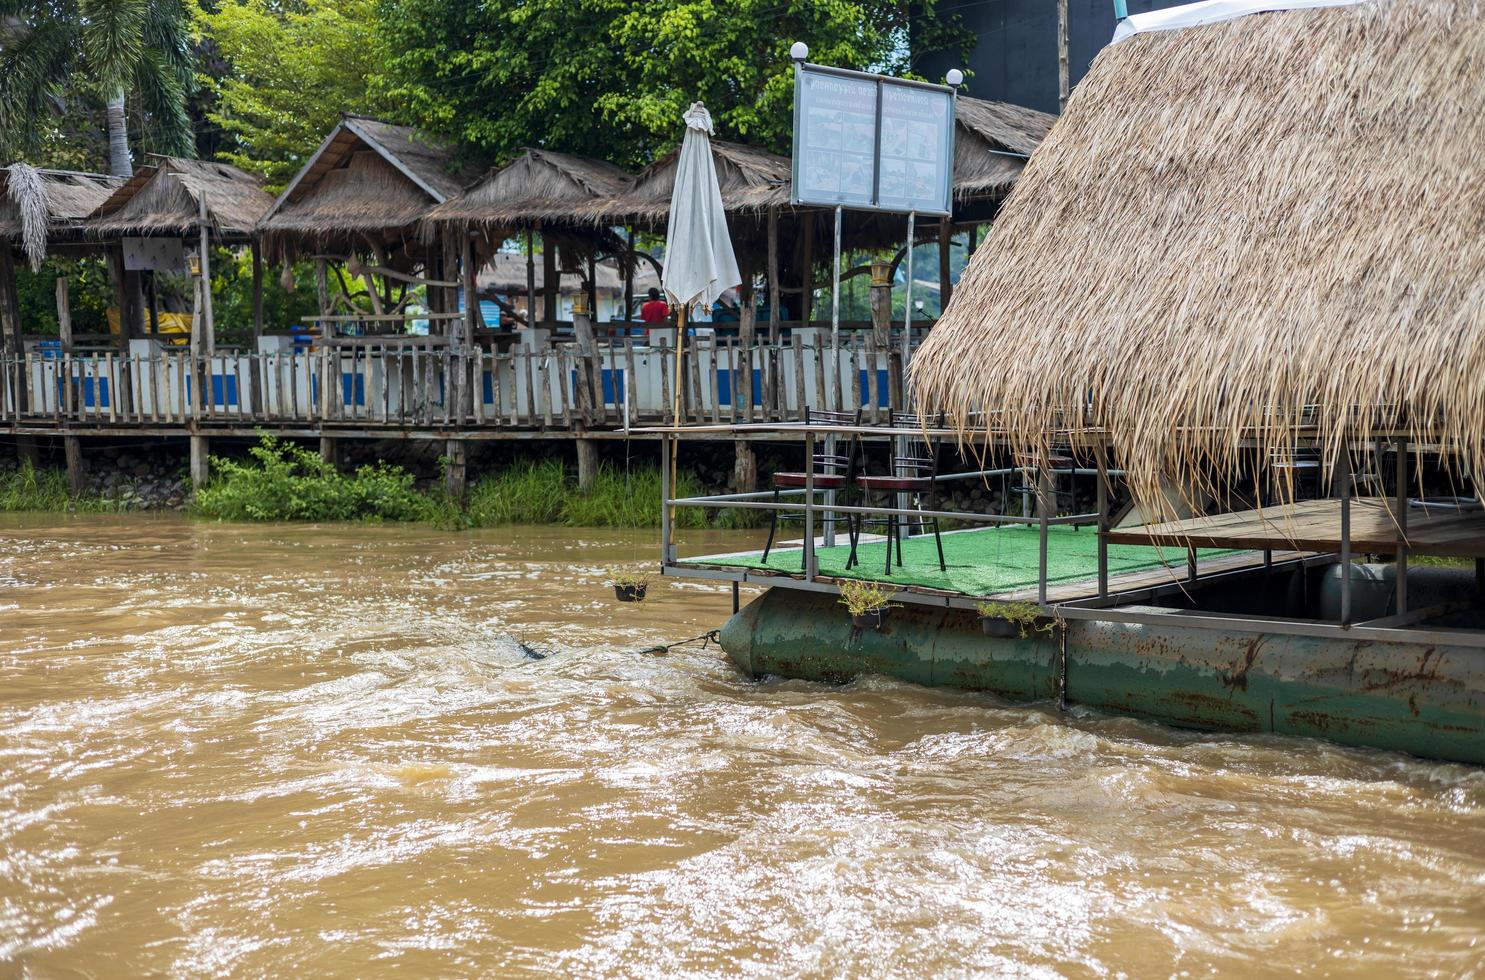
423, 149, 632, 233
87, 157, 272, 240
911, 0, 1485, 509
581, 140, 791, 225
0, 165, 120, 267
476, 251, 657, 295
259, 116, 480, 257
952, 96, 1055, 202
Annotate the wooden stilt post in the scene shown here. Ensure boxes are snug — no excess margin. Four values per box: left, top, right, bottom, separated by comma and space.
623, 227, 635, 324
250, 240, 263, 415
64, 435, 85, 493
576, 437, 599, 492
541, 232, 557, 327
1339, 447, 1352, 627
190, 435, 210, 489
198, 195, 215, 358
444, 438, 467, 501
733, 439, 757, 493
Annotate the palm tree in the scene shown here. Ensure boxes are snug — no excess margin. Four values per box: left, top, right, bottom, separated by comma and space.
0, 0, 194, 176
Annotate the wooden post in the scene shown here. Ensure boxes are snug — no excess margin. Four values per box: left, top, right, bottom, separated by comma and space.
462, 234, 480, 345
541, 233, 558, 326
319, 436, 340, 470
766, 206, 780, 342
190, 434, 210, 489
198, 195, 215, 357
250, 240, 264, 341
56, 277, 72, 352
938, 219, 953, 312
623, 226, 635, 323
526, 227, 537, 327
250, 241, 264, 416
444, 438, 467, 501
0, 248, 20, 357
64, 435, 85, 493
576, 437, 599, 492
733, 439, 757, 493
314, 258, 330, 321
586, 250, 598, 323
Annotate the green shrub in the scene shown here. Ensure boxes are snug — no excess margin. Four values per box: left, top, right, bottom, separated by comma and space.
191, 435, 439, 522
0, 461, 77, 511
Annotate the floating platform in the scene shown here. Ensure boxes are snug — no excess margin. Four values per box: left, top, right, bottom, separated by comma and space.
679, 524, 1309, 604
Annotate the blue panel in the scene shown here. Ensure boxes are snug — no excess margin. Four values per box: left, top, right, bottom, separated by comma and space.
184, 374, 238, 407
716, 368, 763, 407
341, 372, 365, 406
569, 368, 625, 406
482, 371, 495, 404
57, 375, 110, 408
858, 369, 890, 408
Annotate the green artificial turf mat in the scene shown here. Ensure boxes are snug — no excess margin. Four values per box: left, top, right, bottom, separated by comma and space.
689, 523, 1240, 597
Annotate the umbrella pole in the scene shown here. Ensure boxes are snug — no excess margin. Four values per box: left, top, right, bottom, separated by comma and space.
669, 303, 686, 532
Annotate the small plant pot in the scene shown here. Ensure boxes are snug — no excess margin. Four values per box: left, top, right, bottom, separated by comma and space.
981, 617, 1020, 638
852, 608, 891, 630
614, 583, 648, 602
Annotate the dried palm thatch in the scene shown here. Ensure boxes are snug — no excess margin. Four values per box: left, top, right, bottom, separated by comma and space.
88, 158, 273, 240
911, 0, 1485, 517
580, 140, 791, 226
423, 149, 633, 236
0, 165, 120, 268
260, 116, 479, 261
953, 96, 1055, 203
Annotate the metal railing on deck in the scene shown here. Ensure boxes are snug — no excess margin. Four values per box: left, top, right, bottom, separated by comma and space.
660, 443, 1121, 605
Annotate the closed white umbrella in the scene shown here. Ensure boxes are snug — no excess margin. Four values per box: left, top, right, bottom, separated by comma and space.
661, 102, 741, 425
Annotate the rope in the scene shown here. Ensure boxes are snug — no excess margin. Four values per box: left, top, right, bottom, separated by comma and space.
635, 628, 721, 656
515, 628, 721, 661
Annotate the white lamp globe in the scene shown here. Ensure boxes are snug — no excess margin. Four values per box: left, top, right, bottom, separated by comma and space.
790, 41, 809, 62
945, 68, 964, 87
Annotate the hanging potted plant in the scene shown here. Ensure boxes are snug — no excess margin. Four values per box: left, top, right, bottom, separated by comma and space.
612, 567, 652, 603
839, 579, 897, 630
977, 600, 1058, 639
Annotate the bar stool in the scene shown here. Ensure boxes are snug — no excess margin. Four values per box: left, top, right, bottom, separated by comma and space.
761, 408, 861, 568
852, 413, 945, 574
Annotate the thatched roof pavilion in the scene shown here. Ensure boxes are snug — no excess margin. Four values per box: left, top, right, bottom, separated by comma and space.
912, 0, 1485, 503
951, 96, 1055, 212
87, 157, 273, 242
581, 140, 791, 227
422, 148, 632, 237
0, 165, 120, 265
259, 116, 479, 261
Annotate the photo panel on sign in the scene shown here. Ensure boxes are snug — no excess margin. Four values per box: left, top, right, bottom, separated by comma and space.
875, 84, 953, 214
795, 71, 878, 208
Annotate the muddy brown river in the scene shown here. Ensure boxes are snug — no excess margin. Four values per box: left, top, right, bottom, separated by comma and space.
1, 514, 1483, 976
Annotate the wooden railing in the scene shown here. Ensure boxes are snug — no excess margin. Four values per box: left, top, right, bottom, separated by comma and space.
0, 334, 914, 432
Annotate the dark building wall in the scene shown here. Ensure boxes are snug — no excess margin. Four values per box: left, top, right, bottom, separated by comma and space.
918, 0, 1184, 114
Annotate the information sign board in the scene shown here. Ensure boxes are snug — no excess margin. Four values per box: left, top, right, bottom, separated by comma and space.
791, 64, 955, 216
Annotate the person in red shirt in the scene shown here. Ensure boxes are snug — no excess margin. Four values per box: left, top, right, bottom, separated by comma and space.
639, 288, 670, 324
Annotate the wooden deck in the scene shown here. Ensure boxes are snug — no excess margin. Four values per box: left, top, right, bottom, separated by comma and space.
1105, 498, 1485, 558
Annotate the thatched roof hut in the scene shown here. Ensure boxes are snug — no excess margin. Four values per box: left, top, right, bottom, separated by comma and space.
581, 140, 791, 226
911, 0, 1485, 503
87, 157, 273, 242
422, 148, 632, 237
952, 96, 1055, 208
0, 165, 120, 268
259, 116, 480, 261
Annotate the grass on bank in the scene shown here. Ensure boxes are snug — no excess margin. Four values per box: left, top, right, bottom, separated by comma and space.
188, 436, 756, 528
0, 460, 139, 513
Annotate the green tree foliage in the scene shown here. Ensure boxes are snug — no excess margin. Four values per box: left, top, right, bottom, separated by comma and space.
196, 0, 394, 186
377, 0, 971, 168
0, 0, 195, 175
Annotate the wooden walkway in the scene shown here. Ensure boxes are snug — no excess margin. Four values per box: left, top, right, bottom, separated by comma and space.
1105, 498, 1485, 558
